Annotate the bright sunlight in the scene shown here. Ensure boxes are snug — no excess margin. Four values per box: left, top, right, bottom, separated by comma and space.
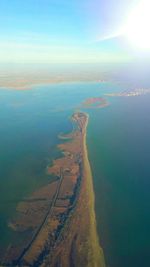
125, 0, 150, 49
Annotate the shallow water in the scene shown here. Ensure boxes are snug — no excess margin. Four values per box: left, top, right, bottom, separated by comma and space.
0, 81, 150, 267
0, 82, 111, 249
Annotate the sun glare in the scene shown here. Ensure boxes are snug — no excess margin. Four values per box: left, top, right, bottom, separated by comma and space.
125, 0, 150, 49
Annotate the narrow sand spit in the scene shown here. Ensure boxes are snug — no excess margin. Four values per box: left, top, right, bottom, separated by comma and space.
83, 115, 105, 267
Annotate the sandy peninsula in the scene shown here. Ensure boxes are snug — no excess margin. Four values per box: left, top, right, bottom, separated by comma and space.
83, 115, 105, 267
2, 112, 105, 267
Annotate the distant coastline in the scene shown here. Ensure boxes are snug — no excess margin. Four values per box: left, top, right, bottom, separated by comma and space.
0, 73, 107, 90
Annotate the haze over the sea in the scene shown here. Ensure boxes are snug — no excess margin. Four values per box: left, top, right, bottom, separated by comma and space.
1, 0, 150, 266
1, 0, 150, 68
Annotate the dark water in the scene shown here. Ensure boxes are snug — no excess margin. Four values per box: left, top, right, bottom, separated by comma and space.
88, 95, 150, 267
0, 80, 150, 267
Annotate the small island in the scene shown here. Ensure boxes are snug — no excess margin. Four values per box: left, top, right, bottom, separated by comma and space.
82, 97, 109, 109
3, 112, 105, 267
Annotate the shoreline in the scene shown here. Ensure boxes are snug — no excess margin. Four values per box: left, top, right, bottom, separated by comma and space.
2, 112, 106, 266
0, 79, 107, 91
83, 115, 105, 267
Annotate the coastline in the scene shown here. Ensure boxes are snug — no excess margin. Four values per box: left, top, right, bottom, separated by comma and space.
2, 112, 106, 266
83, 115, 105, 267
0, 79, 107, 91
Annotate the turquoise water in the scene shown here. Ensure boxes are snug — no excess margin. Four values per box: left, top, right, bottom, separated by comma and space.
0, 85, 74, 248
0, 82, 111, 250
0, 81, 150, 267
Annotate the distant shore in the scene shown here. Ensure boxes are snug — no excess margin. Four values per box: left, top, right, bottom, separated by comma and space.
0, 74, 107, 90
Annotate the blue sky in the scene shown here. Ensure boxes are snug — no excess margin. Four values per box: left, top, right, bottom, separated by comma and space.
0, 0, 143, 64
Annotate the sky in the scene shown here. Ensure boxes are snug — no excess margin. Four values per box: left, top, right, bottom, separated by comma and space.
0, 0, 148, 64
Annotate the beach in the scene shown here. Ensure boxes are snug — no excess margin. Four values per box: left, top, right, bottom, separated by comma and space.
41, 112, 106, 267
83, 115, 105, 267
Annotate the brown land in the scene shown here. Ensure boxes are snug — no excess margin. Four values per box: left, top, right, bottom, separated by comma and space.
2, 112, 105, 267
82, 97, 109, 109
0, 71, 107, 90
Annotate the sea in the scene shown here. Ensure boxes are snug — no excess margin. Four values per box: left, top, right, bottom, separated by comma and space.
0, 69, 150, 266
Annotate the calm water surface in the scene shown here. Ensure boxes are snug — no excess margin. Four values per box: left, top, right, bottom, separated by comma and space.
88, 94, 150, 267
0, 81, 150, 267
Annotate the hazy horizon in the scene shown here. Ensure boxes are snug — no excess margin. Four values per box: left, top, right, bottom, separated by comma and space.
1, 0, 150, 66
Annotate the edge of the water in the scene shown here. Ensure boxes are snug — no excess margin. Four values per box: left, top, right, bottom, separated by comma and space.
83, 114, 106, 267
